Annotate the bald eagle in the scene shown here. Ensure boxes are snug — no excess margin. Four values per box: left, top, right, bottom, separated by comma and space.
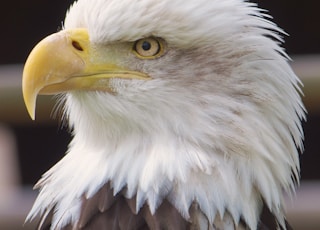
23, 0, 305, 229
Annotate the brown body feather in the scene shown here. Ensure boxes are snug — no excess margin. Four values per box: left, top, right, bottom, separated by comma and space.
37, 182, 292, 230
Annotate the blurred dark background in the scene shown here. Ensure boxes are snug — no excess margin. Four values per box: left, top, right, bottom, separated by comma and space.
1, 0, 74, 186
0, 0, 319, 230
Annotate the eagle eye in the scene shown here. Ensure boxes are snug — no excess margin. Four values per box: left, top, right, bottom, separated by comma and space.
133, 37, 165, 59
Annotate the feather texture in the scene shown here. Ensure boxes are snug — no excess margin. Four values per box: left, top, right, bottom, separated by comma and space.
35, 182, 292, 230
26, 0, 305, 229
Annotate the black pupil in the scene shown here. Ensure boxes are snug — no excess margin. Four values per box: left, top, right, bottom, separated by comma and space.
142, 41, 151, 51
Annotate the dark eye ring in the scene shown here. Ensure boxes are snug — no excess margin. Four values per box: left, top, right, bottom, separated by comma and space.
133, 37, 165, 59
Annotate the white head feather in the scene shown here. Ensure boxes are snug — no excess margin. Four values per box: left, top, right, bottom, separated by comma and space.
27, 0, 305, 229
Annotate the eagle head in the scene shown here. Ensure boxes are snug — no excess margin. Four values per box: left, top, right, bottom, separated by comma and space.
23, 0, 305, 229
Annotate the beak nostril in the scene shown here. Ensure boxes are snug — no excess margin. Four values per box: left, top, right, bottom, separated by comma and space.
72, 40, 84, 51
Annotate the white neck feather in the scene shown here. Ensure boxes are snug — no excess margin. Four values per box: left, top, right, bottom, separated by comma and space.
27, 65, 303, 228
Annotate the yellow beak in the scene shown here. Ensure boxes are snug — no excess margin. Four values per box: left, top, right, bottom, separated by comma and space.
22, 28, 150, 120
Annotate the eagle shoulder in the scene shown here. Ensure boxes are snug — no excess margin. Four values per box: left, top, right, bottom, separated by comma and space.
36, 182, 291, 230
